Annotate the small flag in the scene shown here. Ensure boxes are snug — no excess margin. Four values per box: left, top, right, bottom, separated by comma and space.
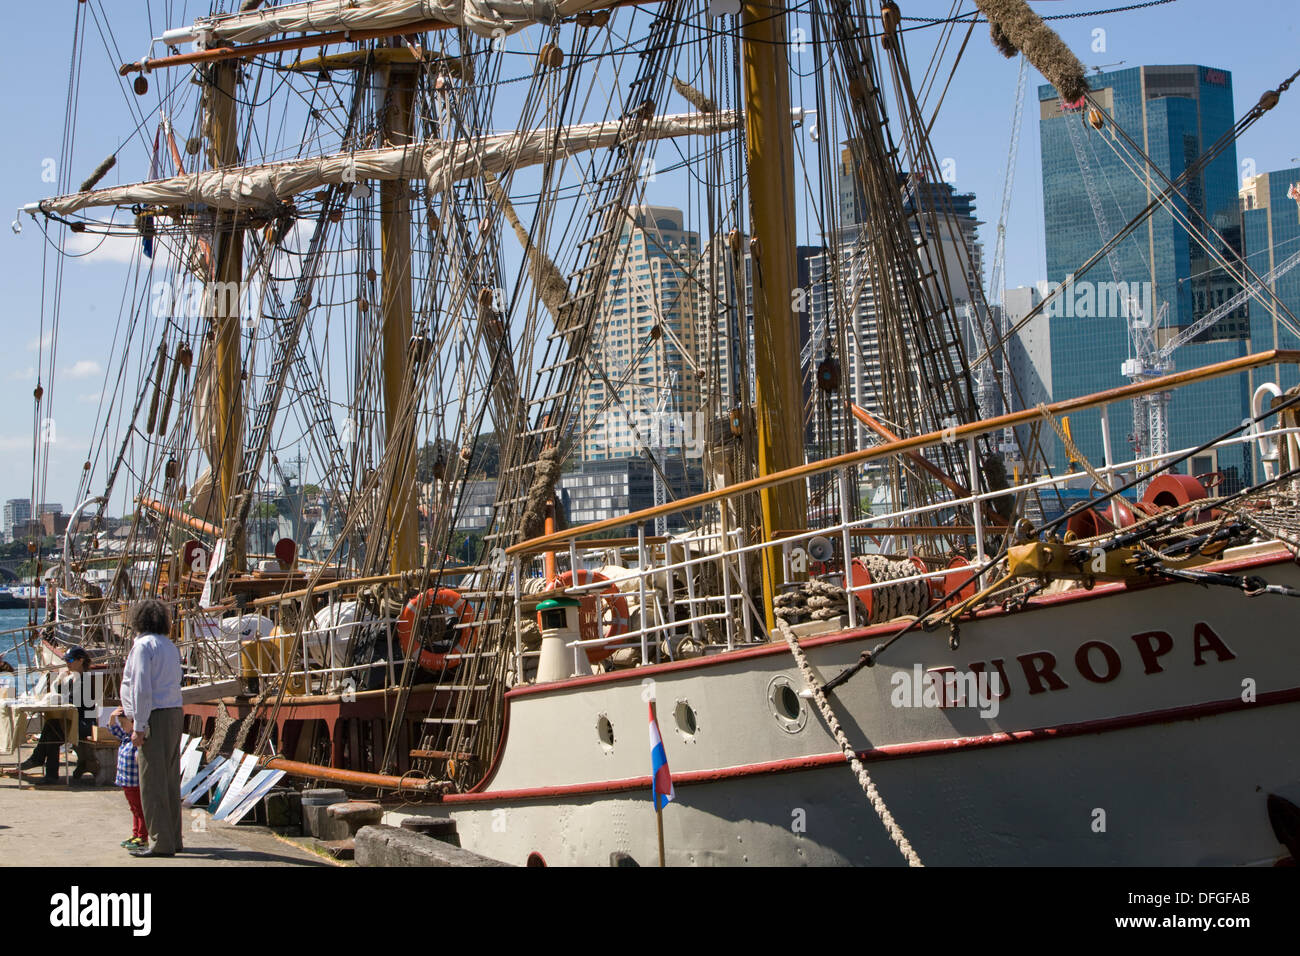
142, 125, 161, 258
649, 700, 674, 811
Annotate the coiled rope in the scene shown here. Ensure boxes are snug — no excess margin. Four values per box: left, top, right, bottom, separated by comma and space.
773, 614, 924, 867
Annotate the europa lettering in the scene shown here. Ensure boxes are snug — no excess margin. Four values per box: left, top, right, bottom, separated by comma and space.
962, 622, 1236, 700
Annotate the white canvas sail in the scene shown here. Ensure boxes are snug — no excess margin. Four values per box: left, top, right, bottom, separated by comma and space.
30, 111, 740, 216
162, 0, 618, 47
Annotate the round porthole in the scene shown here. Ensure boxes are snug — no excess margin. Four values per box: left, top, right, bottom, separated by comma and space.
768, 675, 807, 734
596, 714, 615, 751
674, 699, 698, 740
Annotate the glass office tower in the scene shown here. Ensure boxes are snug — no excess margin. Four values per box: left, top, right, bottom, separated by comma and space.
1039, 65, 1249, 488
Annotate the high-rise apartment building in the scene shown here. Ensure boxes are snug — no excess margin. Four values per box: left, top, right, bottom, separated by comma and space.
3, 499, 30, 543
581, 205, 704, 463
808, 155, 985, 457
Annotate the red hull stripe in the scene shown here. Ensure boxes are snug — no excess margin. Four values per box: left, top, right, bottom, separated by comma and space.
505, 550, 1293, 700
443, 684, 1300, 805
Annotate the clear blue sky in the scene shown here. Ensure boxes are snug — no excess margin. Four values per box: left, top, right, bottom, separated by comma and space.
1, 0, 1297, 511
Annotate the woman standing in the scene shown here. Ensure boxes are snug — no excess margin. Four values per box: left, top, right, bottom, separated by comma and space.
119, 599, 184, 858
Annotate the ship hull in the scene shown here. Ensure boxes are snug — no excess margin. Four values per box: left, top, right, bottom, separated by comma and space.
397, 546, 1300, 866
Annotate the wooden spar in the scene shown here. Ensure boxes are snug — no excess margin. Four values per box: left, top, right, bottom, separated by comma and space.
137, 497, 221, 537
510, 348, 1300, 554
282, 47, 468, 77
741, 0, 807, 631
847, 402, 971, 499
161, 117, 212, 274
263, 756, 443, 793
208, 61, 247, 575
116, 3, 639, 76
380, 61, 420, 572
247, 566, 479, 608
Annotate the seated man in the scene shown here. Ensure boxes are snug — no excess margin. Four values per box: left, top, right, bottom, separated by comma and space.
19, 646, 100, 784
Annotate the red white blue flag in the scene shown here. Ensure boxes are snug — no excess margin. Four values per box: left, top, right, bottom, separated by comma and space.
649, 700, 674, 811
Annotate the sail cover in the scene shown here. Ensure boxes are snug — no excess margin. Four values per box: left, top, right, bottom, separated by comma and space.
162, 0, 618, 45
31, 111, 740, 217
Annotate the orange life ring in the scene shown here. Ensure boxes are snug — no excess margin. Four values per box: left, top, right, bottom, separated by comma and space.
396, 588, 478, 672
549, 569, 630, 664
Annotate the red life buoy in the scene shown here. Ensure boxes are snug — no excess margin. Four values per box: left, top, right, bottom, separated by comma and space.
549, 569, 630, 664
396, 588, 478, 672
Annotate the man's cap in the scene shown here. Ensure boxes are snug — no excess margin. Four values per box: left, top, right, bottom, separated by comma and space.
63, 646, 90, 664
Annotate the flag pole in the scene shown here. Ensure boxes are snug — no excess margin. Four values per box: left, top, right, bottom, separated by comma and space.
657, 805, 665, 867
649, 697, 672, 866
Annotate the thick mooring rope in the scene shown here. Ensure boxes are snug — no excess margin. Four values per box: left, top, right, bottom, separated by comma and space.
774, 615, 924, 867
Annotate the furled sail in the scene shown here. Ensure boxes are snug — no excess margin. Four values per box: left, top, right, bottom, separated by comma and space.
161, 0, 618, 46
29, 111, 740, 217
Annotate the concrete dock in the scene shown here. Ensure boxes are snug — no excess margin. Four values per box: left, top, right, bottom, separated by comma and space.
0, 745, 329, 867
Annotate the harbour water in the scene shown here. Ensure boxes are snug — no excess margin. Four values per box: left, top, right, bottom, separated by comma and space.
1, 607, 40, 688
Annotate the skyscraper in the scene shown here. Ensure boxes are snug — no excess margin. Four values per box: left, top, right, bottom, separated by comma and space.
1038, 65, 1249, 486
808, 153, 984, 458
581, 205, 703, 462
3, 499, 30, 543
1240, 167, 1300, 394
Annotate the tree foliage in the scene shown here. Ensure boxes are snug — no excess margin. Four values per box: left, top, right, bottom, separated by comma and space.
417, 431, 500, 482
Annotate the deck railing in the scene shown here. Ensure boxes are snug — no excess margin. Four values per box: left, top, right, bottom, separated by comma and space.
505, 350, 1300, 680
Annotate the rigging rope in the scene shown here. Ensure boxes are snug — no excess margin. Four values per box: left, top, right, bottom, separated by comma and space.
773, 612, 924, 866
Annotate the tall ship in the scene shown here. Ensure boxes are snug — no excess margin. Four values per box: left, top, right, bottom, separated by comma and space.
11, 0, 1300, 865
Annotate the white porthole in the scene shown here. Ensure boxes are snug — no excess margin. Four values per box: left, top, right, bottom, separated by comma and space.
674, 699, 698, 741
596, 714, 615, 752
768, 675, 807, 734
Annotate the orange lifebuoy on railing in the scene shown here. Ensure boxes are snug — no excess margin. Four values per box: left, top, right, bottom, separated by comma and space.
396, 588, 478, 672
550, 569, 630, 664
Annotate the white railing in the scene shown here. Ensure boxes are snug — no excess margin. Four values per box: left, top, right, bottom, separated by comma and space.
507, 359, 1300, 681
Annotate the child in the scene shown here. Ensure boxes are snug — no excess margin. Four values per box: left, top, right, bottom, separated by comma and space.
108, 707, 147, 849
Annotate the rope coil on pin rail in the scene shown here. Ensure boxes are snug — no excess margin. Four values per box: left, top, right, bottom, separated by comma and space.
773, 614, 923, 867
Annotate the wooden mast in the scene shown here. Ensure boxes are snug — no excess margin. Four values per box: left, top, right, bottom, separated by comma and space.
208, 61, 247, 574
741, 0, 807, 629
379, 58, 420, 572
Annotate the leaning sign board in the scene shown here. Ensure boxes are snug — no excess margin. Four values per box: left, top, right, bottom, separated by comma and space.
205, 750, 244, 809
180, 756, 228, 806
222, 769, 286, 825
212, 753, 259, 819
180, 738, 203, 787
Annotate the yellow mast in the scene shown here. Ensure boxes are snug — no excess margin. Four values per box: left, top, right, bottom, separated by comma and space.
741, 0, 807, 629
208, 61, 247, 573
379, 61, 420, 572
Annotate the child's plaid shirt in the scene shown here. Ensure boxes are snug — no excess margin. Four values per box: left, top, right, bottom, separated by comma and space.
108, 722, 138, 787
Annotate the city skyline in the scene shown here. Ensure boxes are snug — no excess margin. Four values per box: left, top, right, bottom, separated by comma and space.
3, 1, 1300, 510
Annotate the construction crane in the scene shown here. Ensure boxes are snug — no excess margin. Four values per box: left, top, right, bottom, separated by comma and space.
1124, 184, 1300, 463
1063, 105, 1164, 463
972, 55, 1027, 440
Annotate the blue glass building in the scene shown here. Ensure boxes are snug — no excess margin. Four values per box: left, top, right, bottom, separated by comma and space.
1038, 65, 1249, 488
1241, 167, 1300, 397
